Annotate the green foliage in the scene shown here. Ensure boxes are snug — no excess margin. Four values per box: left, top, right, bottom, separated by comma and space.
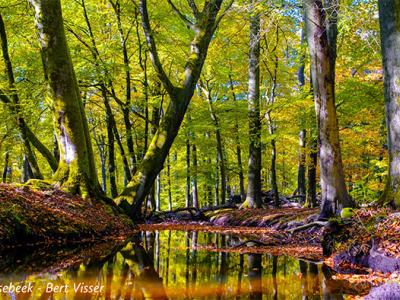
0, 0, 387, 209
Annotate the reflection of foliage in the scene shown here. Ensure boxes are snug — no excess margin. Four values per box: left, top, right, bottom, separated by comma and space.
0, 228, 331, 299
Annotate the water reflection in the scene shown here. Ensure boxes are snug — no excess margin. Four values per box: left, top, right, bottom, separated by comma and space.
0, 230, 352, 299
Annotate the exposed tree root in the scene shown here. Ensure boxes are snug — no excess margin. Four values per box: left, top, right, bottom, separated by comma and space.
287, 221, 328, 234
233, 239, 276, 248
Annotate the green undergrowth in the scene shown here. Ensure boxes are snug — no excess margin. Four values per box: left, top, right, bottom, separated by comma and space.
0, 183, 137, 248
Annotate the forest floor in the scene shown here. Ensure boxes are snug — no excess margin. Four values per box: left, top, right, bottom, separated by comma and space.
2, 182, 400, 298
0, 183, 137, 249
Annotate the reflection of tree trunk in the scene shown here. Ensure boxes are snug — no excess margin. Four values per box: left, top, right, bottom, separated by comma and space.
299, 260, 309, 300
156, 230, 160, 272
272, 255, 278, 300
166, 230, 171, 287
121, 234, 167, 300
217, 237, 227, 300
309, 262, 320, 300
105, 258, 115, 300
124, 271, 135, 300
236, 254, 244, 300
145, 231, 155, 265
186, 232, 191, 298
116, 263, 130, 299
248, 253, 263, 300
192, 231, 198, 294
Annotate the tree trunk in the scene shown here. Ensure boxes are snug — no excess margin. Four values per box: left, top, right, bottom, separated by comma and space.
31, 0, 103, 199
107, 115, 118, 198
186, 138, 191, 208
202, 82, 227, 205
228, 75, 245, 202
304, 0, 351, 217
117, 0, 229, 219
307, 136, 318, 207
243, 0, 262, 209
111, 0, 137, 177
167, 152, 172, 210
2, 151, 9, 183
266, 111, 279, 208
0, 14, 43, 179
377, 0, 400, 207
298, 129, 307, 196
215, 156, 220, 206
298, 27, 307, 197
192, 143, 199, 209
156, 173, 161, 211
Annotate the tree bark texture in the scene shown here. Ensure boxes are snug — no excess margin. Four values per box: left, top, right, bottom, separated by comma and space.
304, 0, 351, 217
31, 0, 103, 199
244, 0, 263, 208
307, 136, 318, 207
377, 0, 400, 207
116, 0, 229, 219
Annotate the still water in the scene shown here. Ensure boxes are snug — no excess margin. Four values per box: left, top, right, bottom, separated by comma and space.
0, 230, 349, 299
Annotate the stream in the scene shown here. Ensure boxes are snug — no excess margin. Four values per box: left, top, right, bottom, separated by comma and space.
0, 230, 359, 299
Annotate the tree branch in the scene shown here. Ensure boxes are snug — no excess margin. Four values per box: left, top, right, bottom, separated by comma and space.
187, 0, 200, 23
166, 0, 195, 29
214, 0, 234, 29
140, 0, 175, 95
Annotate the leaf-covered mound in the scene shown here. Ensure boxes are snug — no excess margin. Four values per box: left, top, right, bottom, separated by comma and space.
0, 183, 137, 248
206, 207, 319, 228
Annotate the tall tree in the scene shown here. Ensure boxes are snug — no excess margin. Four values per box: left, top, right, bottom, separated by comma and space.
201, 80, 227, 205
0, 14, 43, 179
30, 0, 104, 199
377, 0, 400, 207
304, 0, 352, 217
116, 0, 233, 218
242, 0, 263, 208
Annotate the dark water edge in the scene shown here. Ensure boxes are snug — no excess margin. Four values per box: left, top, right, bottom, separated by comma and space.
0, 230, 364, 299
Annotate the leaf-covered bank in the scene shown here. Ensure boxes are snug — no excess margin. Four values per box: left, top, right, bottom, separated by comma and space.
0, 184, 137, 248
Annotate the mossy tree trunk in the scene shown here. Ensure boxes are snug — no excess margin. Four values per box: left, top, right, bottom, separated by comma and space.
30, 0, 103, 199
377, 0, 400, 208
116, 0, 232, 218
304, 0, 351, 218
243, 0, 263, 209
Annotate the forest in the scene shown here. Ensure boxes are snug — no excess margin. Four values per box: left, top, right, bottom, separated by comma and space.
0, 0, 400, 299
